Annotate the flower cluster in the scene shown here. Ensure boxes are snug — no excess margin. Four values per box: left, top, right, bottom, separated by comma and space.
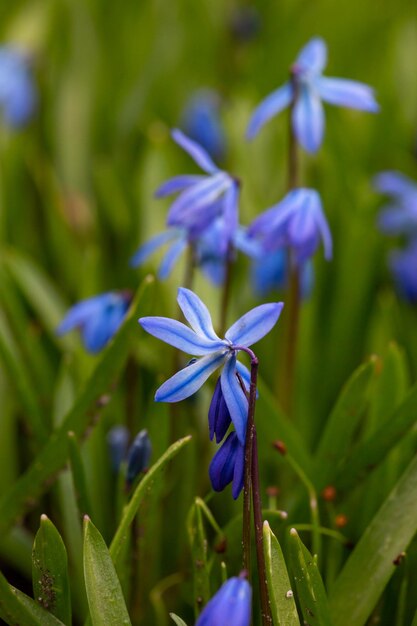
375, 171, 417, 302
139, 287, 283, 497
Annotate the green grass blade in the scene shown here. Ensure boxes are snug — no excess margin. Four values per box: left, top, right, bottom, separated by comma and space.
110, 435, 192, 565
10, 588, 66, 626
170, 614, 189, 626
68, 431, 93, 518
329, 454, 417, 626
0, 277, 153, 536
263, 521, 300, 626
83, 516, 131, 626
32, 515, 71, 625
187, 499, 210, 614
288, 528, 334, 626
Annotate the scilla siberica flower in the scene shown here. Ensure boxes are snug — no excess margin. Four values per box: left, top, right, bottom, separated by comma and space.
0, 46, 36, 127
248, 188, 332, 265
247, 37, 379, 153
180, 89, 226, 163
250, 247, 314, 297
195, 575, 251, 626
374, 171, 417, 237
388, 240, 417, 303
57, 291, 132, 353
139, 288, 283, 445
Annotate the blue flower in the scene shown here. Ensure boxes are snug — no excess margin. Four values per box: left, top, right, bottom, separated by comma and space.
139, 288, 283, 444
156, 129, 240, 254
57, 291, 132, 353
247, 37, 379, 153
389, 240, 417, 303
180, 89, 226, 163
0, 46, 36, 127
126, 429, 152, 486
374, 171, 417, 237
209, 431, 245, 499
248, 188, 332, 265
107, 426, 129, 472
195, 576, 252, 626
251, 248, 314, 297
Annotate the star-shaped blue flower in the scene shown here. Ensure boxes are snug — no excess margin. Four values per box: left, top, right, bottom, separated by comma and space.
139, 288, 283, 444
0, 46, 37, 128
247, 37, 379, 153
374, 171, 417, 238
57, 291, 131, 353
248, 188, 332, 265
156, 129, 239, 254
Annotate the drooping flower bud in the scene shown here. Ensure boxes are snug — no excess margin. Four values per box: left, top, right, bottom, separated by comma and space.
209, 431, 244, 500
208, 378, 232, 443
126, 429, 152, 486
195, 575, 251, 626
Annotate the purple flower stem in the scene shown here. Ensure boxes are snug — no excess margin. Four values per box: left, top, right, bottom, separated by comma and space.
237, 346, 272, 626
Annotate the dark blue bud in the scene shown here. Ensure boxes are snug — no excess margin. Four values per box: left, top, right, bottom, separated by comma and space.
208, 378, 232, 443
107, 425, 129, 472
195, 575, 252, 626
181, 89, 226, 164
209, 431, 245, 499
126, 429, 152, 485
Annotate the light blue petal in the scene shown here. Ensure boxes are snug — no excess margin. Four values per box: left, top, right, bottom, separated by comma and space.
166, 173, 230, 227
311, 191, 333, 260
246, 82, 293, 139
235, 360, 251, 391
316, 76, 379, 112
225, 302, 284, 348
296, 37, 327, 74
220, 355, 248, 444
292, 85, 325, 153
177, 288, 221, 341
378, 206, 417, 235
249, 189, 306, 242
139, 316, 226, 355
56, 295, 107, 335
82, 301, 125, 353
172, 128, 219, 174
155, 175, 206, 197
200, 258, 226, 286
158, 237, 187, 279
374, 171, 417, 198
234, 226, 263, 258
155, 350, 227, 402
130, 230, 179, 267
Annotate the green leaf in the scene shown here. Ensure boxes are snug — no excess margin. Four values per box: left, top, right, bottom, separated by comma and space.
0, 277, 153, 536
110, 435, 192, 565
32, 515, 71, 625
314, 358, 376, 489
288, 528, 334, 626
67, 431, 92, 518
329, 453, 417, 626
0, 570, 64, 626
11, 588, 66, 626
263, 521, 300, 626
83, 517, 131, 626
169, 614, 189, 626
187, 499, 210, 613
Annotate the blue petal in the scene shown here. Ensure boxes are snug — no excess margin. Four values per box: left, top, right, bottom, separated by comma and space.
200, 258, 226, 286
196, 577, 252, 626
311, 191, 333, 260
234, 226, 263, 258
155, 175, 206, 197
139, 316, 226, 355
208, 378, 231, 442
378, 206, 417, 235
82, 301, 125, 353
296, 37, 327, 74
316, 76, 379, 112
225, 302, 284, 348
220, 355, 248, 444
177, 288, 220, 341
236, 359, 259, 399
56, 295, 107, 335
292, 85, 325, 153
246, 82, 293, 139
172, 128, 219, 174
209, 432, 237, 492
232, 440, 245, 499
374, 171, 417, 198
220, 183, 239, 252
154, 351, 227, 402
166, 173, 230, 228
130, 230, 179, 267
248, 190, 305, 241
158, 237, 188, 279
251, 248, 288, 295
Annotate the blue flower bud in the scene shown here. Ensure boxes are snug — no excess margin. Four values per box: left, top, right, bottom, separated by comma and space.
195, 575, 251, 626
181, 90, 226, 164
389, 240, 417, 303
0, 46, 37, 128
126, 429, 152, 486
209, 431, 245, 499
107, 425, 129, 472
208, 378, 232, 443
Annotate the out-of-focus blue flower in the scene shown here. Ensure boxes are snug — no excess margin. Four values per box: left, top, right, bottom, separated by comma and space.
181, 90, 226, 163
0, 46, 36, 127
374, 171, 417, 237
247, 37, 379, 153
126, 429, 152, 485
389, 240, 417, 303
251, 248, 314, 297
248, 188, 332, 265
130, 228, 188, 279
139, 287, 283, 444
195, 575, 252, 626
209, 431, 245, 499
57, 291, 132, 353
156, 129, 239, 254
107, 426, 130, 472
